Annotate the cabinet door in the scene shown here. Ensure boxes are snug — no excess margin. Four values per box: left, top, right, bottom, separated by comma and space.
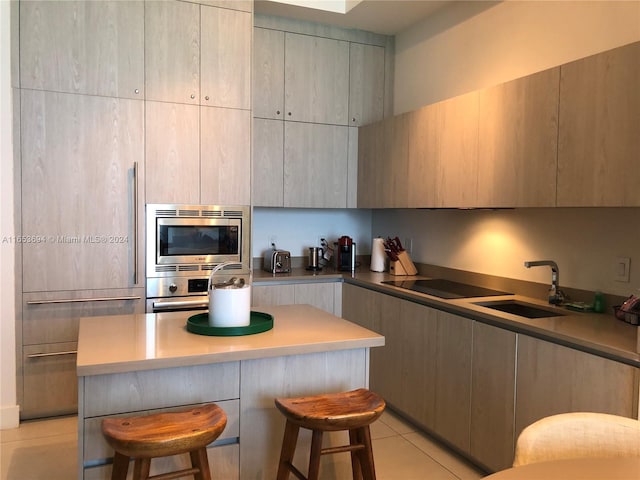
20, 0, 144, 99
201, 107, 251, 205
557, 41, 640, 206
201, 6, 251, 109
22, 342, 78, 419
21, 90, 143, 292
349, 43, 385, 127
145, 101, 200, 204
470, 322, 516, 472
357, 121, 385, 208
252, 118, 284, 207
408, 92, 479, 208
251, 284, 295, 307
515, 334, 637, 437
380, 113, 410, 208
253, 28, 285, 120
433, 310, 472, 453
478, 68, 559, 207
145, 0, 200, 104
294, 283, 335, 315
284, 33, 349, 125
284, 122, 349, 208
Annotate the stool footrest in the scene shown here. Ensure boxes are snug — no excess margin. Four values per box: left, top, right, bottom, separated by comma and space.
321, 444, 365, 455
148, 467, 200, 480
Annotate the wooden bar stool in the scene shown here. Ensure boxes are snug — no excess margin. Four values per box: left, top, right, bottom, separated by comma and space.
101, 403, 227, 480
274, 388, 386, 480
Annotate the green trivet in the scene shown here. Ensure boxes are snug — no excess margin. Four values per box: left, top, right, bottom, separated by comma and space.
186, 311, 273, 336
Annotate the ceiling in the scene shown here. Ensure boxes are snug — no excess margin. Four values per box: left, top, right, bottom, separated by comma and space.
254, 0, 453, 35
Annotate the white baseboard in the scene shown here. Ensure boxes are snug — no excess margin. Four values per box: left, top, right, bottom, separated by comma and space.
0, 404, 20, 429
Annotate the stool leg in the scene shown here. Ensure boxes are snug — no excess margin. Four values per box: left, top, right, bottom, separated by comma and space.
349, 429, 363, 480
277, 420, 300, 480
132, 458, 151, 480
357, 426, 376, 480
307, 429, 324, 480
191, 447, 212, 480
110, 451, 130, 480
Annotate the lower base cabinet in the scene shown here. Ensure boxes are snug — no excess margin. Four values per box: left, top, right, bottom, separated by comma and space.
252, 281, 341, 316
342, 284, 639, 473
515, 334, 638, 435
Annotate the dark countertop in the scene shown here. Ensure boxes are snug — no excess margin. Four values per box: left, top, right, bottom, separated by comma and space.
253, 266, 640, 367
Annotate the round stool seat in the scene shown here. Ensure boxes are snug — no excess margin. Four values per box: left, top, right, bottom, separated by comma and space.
275, 388, 385, 431
102, 404, 227, 480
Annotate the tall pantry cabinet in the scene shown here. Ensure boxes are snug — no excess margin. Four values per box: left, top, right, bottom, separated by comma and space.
15, 0, 252, 419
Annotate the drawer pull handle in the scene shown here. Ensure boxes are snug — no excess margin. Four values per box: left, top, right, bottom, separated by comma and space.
27, 350, 77, 359
27, 296, 141, 305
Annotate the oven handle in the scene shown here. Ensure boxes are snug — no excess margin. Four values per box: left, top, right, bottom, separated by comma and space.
153, 299, 209, 310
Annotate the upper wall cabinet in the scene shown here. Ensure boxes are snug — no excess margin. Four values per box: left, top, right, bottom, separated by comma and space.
20, 1, 144, 99
408, 92, 479, 208
349, 43, 385, 127
145, 1, 250, 109
477, 68, 559, 208
284, 33, 350, 125
253, 28, 285, 120
557, 41, 640, 207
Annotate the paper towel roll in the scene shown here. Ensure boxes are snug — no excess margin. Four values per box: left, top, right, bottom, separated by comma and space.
370, 237, 386, 272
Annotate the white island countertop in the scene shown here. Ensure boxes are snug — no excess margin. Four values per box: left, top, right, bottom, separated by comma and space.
77, 304, 385, 376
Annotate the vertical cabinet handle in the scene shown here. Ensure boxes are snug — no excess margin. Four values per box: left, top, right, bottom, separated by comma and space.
133, 162, 138, 285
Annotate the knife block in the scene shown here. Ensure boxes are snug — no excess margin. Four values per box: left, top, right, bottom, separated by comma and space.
389, 251, 418, 276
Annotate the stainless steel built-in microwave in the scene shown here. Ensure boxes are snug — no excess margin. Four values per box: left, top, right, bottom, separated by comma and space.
146, 204, 250, 278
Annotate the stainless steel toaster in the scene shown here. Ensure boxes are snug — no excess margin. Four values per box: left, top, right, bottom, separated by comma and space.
264, 249, 291, 273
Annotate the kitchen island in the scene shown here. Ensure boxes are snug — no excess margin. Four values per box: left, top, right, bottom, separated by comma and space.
76, 304, 384, 479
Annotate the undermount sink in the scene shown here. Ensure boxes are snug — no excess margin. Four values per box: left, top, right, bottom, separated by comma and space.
473, 300, 567, 319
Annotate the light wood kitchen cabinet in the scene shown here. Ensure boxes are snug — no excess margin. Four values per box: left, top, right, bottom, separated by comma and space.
200, 107, 251, 205
253, 27, 285, 120
19, 0, 144, 99
515, 334, 638, 437
407, 92, 479, 208
349, 43, 385, 127
145, 0, 200, 105
470, 322, 516, 472
253, 118, 284, 206
252, 282, 340, 316
557, 41, 640, 206
433, 310, 473, 453
20, 90, 144, 292
477, 68, 559, 207
20, 289, 144, 419
357, 113, 410, 208
253, 24, 386, 208
284, 122, 349, 208
145, 102, 200, 204
284, 32, 350, 125
145, 1, 250, 109
22, 342, 79, 419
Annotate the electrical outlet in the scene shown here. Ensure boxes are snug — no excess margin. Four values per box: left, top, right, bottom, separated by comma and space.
615, 257, 631, 282
317, 236, 328, 248
268, 235, 277, 249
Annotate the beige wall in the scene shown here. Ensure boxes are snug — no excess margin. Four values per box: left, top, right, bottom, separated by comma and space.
380, 0, 640, 297
394, 0, 640, 113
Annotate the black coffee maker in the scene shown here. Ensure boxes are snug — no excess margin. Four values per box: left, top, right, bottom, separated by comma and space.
335, 236, 356, 272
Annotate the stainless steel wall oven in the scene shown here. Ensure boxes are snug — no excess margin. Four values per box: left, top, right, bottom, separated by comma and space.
145, 204, 250, 312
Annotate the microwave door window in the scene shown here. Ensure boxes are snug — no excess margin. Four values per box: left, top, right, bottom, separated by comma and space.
159, 225, 239, 256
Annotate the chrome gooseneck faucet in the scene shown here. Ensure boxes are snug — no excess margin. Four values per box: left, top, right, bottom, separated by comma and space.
524, 260, 565, 305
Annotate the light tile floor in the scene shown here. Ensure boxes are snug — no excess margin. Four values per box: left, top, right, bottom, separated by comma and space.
0, 409, 487, 479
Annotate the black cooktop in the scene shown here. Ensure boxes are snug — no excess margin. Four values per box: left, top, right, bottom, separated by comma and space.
381, 278, 513, 299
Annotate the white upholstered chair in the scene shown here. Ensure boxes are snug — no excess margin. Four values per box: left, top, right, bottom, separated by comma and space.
512, 412, 640, 467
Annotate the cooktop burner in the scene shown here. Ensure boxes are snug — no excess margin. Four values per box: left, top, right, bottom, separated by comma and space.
381, 278, 513, 299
